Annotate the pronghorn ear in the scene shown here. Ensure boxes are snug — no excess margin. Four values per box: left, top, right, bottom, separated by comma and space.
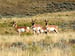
12, 21, 16, 24
31, 19, 33, 23
32, 19, 34, 22
31, 19, 36, 22
34, 19, 36, 21
45, 19, 46, 22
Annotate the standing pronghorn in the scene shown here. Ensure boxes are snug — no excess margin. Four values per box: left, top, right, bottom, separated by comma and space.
31, 19, 43, 34
12, 21, 30, 36
45, 20, 58, 33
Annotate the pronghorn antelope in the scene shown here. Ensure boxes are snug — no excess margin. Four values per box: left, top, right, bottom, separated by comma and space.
12, 21, 30, 36
31, 19, 43, 34
45, 20, 58, 33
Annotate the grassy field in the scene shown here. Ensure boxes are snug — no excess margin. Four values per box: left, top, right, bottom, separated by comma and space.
0, 32, 75, 56
0, 11, 75, 56
0, 11, 75, 35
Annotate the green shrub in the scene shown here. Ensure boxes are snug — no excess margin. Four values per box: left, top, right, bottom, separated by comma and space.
18, 22, 32, 27
21, 32, 33, 36
28, 44, 43, 52
0, 23, 8, 27
5, 31, 9, 34
43, 35, 53, 44
72, 45, 75, 48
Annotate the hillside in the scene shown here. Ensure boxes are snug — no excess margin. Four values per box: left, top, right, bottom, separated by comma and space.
0, 1, 75, 56
0, 0, 75, 17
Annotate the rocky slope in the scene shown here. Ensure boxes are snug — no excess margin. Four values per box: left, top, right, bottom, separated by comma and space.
0, 0, 75, 16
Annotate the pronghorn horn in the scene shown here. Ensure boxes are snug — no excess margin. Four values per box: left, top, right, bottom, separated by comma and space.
32, 19, 36, 22
45, 19, 46, 22
31, 19, 34, 23
13, 21, 16, 24
34, 19, 36, 21
12, 21, 15, 24
45, 19, 48, 22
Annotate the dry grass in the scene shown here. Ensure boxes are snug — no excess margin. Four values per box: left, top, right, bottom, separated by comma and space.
0, 32, 74, 56
0, 32, 75, 44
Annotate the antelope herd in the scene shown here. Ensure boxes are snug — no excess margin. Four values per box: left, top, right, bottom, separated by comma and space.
12, 19, 58, 35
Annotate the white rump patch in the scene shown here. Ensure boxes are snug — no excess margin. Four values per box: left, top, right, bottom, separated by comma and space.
37, 30, 40, 33
41, 29, 44, 33
37, 27, 41, 30
18, 28, 25, 32
47, 28, 55, 31
49, 28, 55, 31
27, 27, 30, 30
33, 28, 36, 31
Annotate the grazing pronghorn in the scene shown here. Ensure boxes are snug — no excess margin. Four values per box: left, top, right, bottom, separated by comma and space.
12, 21, 30, 36
45, 20, 58, 33
31, 19, 43, 34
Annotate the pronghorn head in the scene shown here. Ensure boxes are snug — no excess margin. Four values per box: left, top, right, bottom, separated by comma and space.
12, 21, 18, 28
45, 19, 48, 25
31, 19, 36, 26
